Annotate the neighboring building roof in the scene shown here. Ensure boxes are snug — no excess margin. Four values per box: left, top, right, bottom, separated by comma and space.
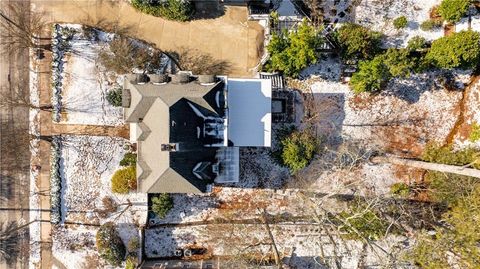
227, 78, 272, 147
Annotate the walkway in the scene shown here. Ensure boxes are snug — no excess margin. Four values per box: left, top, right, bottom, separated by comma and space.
32, 0, 265, 77
50, 123, 130, 139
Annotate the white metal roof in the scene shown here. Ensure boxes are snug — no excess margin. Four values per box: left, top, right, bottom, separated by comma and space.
227, 78, 272, 147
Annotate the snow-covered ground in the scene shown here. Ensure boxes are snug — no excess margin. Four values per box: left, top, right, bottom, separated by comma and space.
355, 0, 443, 47
29, 48, 41, 269
145, 222, 411, 268
52, 24, 123, 126
52, 135, 147, 269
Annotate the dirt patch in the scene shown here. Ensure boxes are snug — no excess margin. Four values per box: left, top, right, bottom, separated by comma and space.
381, 126, 426, 157
350, 93, 376, 110
393, 164, 425, 183
445, 74, 480, 144
444, 24, 455, 36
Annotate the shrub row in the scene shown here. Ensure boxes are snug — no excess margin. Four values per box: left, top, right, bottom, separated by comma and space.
51, 24, 76, 122
50, 137, 62, 224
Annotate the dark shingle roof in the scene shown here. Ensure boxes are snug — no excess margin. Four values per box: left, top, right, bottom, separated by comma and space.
124, 76, 226, 193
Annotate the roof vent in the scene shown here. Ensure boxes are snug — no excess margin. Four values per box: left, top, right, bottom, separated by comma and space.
161, 143, 178, 151
171, 73, 190, 84
198, 75, 216, 85
150, 74, 169, 85
136, 73, 149, 84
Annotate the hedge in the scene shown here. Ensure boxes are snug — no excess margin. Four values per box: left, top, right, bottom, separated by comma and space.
130, 0, 194, 22
51, 24, 77, 122
50, 137, 62, 224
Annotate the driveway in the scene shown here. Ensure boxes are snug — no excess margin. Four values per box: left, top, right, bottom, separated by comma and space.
32, 0, 265, 77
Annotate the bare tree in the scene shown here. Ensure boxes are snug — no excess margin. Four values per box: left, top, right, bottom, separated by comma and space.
0, 85, 52, 111
0, 2, 49, 53
98, 37, 164, 74
168, 47, 232, 75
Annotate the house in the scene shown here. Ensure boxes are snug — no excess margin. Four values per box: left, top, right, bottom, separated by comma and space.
123, 73, 272, 193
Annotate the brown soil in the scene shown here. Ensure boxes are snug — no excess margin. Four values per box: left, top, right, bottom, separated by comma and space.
429, 5, 441, 19
444, 74, 480, 145
444, 24, 455, 36
350, 93, 375, 110
393, 164, 425, 183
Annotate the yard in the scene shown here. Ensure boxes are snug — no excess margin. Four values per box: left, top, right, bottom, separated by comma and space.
41, 1, 480, 268
51, 135, 147, 269
51, 24, 123, 125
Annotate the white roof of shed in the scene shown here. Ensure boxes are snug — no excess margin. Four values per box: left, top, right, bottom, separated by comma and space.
227, 78, 271, 147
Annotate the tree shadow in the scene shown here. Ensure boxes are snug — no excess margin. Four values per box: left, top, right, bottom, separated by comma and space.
78, 15, 137, 37
379, 70, 467, 104
192, 1, 226, 20
0, 175, 15, 202
166, 47, 232, 75
0, 221, 27, 266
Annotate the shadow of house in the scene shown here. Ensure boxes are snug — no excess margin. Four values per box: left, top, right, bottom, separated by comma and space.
312, 92, 346, 149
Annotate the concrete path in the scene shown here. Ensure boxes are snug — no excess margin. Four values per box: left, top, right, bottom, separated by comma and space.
50, 123, 130, 138
32, 0, 265, 77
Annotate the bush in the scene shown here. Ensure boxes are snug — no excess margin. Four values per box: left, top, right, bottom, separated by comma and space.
425, 171, 479, 205
125, 256, 136, 269
111, 166, 137, 194
421, 143, 480, 204
336, 23, 382, 60
151, 193, 174, 218
410, 185, 480, 268
407, 36, 428, 52
266, 21, 322, 77
350, 56, 390, 93
421, 142, 480, 169
120, 152, 137, 166
426, 30, 480, 69
131, 0, 194, 22
107, 88, 122, 107
102, 196, 118, 213
438, 0, 471, 23
393, 16, 408, 29
99, 37, 162, 74
96, 222, 126, 266
281, 129, 319, 173
390, 182, 411, 197
338, 205, 388, 240
127, 237, 140, 254
469, 122, 480, 142
420, 19, 443, 31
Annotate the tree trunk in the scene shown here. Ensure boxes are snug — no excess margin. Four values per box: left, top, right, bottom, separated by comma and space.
371, 155, 480, 178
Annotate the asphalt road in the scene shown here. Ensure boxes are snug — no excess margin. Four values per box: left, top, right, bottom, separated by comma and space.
0, 0, 32, 268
